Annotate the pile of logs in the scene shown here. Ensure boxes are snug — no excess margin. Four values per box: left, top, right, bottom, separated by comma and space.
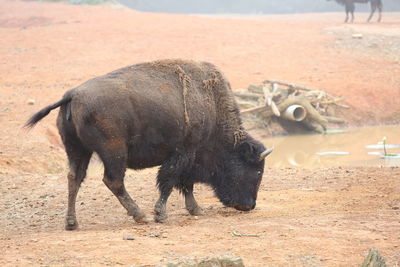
235, 80, 348, 134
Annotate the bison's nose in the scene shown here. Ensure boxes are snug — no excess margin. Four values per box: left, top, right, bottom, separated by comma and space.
234, 201, 256, 211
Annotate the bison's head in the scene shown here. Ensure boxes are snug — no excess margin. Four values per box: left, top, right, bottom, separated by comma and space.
211, 138, 273, 211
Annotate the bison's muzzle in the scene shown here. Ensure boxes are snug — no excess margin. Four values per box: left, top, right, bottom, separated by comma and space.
233, 202, 256, 212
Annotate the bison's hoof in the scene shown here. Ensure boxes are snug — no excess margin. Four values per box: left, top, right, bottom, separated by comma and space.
154, 213, 168, 223
188, 206, 204, 216
134, 214, 149, 224
65, 217, 78, 231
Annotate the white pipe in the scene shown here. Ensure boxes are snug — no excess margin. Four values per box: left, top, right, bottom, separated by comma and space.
283, 105, 307, 121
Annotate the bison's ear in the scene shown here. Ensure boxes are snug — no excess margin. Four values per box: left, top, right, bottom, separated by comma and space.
238, 141, 259, 163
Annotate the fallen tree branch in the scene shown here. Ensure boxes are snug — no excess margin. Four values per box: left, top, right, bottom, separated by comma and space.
263, 79, 312, 91
236, 79, 347, 134
240, 105, 268, 114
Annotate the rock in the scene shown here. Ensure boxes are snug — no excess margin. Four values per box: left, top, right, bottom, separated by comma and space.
361, 249, 386, 267
215, 257, 244, 267
352, 33, 363, 39
27, 99, 35, 105
158, 257, 244, 267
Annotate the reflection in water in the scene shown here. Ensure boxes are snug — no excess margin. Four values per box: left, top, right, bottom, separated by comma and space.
262, 125, 400, 168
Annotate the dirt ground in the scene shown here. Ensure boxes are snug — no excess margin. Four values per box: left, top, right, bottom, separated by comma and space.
0, 1, 400, 266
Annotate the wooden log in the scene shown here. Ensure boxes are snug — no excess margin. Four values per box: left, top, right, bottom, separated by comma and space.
262, 85, 272, 106
237, 100, 258, 110
271, 82, 279, 94
305, 90, 323, 97
310, 98, 344, 105
247, 84, 264, 94
234, 91, 261, 100
263, 79, 312, 91
241, 105, 268, 114
271, 101, 281, 117
334, 103, 350, 109
317, 91, 325, 99
323, 116, 346, 124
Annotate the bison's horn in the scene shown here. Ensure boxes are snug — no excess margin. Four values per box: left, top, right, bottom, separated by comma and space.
259, 146, 274, 161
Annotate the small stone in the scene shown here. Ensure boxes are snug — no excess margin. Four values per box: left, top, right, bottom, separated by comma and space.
123, 236, 135, 240
352, 33, 363, 39
361, 248, 386, 267
27, 99, 35, 105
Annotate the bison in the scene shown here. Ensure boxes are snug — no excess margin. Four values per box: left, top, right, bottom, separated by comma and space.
26, 59, 273, 230
328, 0, 383, 23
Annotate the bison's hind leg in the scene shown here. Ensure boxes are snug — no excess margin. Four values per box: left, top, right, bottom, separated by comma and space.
64, 138, 92, 230
98, 144, 148, 224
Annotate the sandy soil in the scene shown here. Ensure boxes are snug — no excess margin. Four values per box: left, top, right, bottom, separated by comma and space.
1, 1, 400, 266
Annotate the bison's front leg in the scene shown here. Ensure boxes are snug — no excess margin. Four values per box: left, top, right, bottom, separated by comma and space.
154, 186, 172, 223
184, 184, 204, 216
154, 152, 195, 222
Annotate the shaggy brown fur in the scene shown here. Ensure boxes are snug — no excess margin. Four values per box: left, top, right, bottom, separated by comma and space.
26, 59, 271, 230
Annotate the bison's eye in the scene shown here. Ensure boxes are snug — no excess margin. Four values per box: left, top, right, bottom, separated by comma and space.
257, 170, 262, 176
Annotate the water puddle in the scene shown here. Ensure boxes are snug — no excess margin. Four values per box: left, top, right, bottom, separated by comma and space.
262, 125, 400, 168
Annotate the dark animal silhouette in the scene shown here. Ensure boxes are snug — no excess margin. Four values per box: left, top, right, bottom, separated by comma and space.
26, 59, 273, 230
329, 0, 383, 23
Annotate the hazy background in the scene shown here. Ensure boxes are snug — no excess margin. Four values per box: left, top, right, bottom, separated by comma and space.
116, 0, 400, 14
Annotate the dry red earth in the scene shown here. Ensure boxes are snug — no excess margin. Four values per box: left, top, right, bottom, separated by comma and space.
0, 1, 400, 266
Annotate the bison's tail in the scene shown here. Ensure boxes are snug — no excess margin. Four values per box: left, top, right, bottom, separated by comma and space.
24, 92, 73, 128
